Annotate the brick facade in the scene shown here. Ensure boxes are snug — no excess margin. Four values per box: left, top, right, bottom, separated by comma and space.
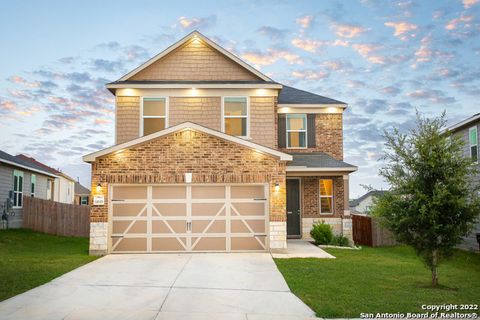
279, 113, 343, 160
130, 38, 260, 81
169, 97, 221, 130
301, 176, 344, 218
91, 129, 287, 224
116, 96, 140, 144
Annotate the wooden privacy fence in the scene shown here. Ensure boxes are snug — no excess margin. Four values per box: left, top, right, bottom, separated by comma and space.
352, 213, 396, 247
22, 196, 90, 237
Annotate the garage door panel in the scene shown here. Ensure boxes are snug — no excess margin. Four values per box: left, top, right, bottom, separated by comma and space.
152, 186, 186, 199
112, 220, 147, 234
110, 184, 268, 253
153, 203, 186, 216
192, 186, 225, 199
231, 203, 265, 216
112, 203, 146, 217
231, 185, 264, 199
112, 186, 147, 200
114, 238, 147, 252
231, 237, 265, 251
152, 237, 186, 251
192, 203, 225, 216
191, 237, 226, 251
192, 220, 226, 233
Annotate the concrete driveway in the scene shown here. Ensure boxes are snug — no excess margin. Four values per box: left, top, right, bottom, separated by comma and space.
0, 253, 315, 320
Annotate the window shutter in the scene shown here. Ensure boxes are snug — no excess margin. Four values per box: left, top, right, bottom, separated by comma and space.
278, 114, 286, 148
307, 114, 316, 148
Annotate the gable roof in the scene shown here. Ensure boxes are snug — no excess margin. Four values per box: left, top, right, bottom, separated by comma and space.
83, 122, 293, 162
15, 154, 75, 181
0, 150, 57, 178
117, 31, 273, 83
278, 85, 347, 106
286, 152, 357, 172
446, 113, 480, 132
75, 181, 90, 195
349, 190, 386, 207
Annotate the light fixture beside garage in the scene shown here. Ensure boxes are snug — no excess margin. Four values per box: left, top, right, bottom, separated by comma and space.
274, 183, 280, 192
96, 183, 102, 193
185, 172, 193, 183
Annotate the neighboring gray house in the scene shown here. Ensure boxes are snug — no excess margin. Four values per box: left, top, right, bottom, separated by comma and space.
447, 113, 480, 251
74, 181, 90, 206
349, 190, 386, 215
0, 150, 57, 228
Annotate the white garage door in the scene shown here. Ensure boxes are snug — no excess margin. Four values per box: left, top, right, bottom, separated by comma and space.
110, 184, 268, 253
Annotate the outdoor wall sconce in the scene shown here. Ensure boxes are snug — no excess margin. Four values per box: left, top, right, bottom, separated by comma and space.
274, 183, 280, 192
96, 183, 102, 193
185, 172, 193, 183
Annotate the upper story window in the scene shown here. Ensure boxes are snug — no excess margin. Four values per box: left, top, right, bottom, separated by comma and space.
319, 179, 334, 214
13, 170, 24, 208
470, 126, 478, 162
223, 97, 249, 137
287, 114, 307, 148
30, 174, 36, 197
142, 97, 168, 136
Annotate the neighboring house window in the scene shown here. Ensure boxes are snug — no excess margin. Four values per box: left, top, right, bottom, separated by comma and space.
80, 196, 89, 205
30, 174, 36, 197
319, 179, 334, 214
13, 170, 24, 208
223, 97, 249, 137
469, 126, 478, 162
286, 114, 307, 148
142, 97, 167, 136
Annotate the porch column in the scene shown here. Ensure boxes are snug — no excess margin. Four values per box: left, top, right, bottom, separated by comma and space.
343, 175, 350, 216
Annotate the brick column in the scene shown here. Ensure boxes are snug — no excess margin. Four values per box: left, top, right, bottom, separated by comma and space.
342, 175, 353, 243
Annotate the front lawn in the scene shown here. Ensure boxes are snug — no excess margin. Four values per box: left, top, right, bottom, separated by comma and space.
275, 246, 480, 318
0, 229, 98, 301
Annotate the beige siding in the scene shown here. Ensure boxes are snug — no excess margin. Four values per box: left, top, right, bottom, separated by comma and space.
169, 97, 221, 130
130, 38, 260, 81
250, 97, 276, 148
116, 96, 140, 144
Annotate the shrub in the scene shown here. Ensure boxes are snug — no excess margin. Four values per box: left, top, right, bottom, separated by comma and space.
331, 235, 350, 247
310, 221, 333, 245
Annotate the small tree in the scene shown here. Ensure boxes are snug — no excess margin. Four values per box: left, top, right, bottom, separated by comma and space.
372, 111, 480, 287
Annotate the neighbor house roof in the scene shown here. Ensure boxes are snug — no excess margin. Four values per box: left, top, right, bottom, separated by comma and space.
278, 85, 347, 106
74, 181, 90, 196
0, 150, 57, 178
15, 154, 76, 182
83, 122, 293, 162
116, 30, 273, 83
446, 113, 480, 132
285, 152, 357, 172
349, 190, 386, 207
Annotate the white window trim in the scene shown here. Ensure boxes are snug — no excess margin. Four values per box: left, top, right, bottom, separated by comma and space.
319, 179, 334, 215
221, 96, 250, 139
140, 96, 169, 137
13, 170, 24, 208
30, 174, 36, 197
469, 126, 478, 163
80, 196, 88, 205
286, 114, 308, 149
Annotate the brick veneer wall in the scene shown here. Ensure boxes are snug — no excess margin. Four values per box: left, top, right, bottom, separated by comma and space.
250, 97, 276, 149
90, 129, 286, 223
169, 97, 221, 130
302, 176, 344, 218
279, 113, 343, 160
116, 96, 140, 144
130, 38, 260, 81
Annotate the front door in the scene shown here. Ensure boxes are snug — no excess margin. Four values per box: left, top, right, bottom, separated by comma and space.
286, 179, 301, 237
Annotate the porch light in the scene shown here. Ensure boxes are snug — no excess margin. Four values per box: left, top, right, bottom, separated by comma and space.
185, 172, 193, 183
275, 183, 280, 192
96, 183, 102, 193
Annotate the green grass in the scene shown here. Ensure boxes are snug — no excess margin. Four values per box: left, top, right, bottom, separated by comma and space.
0, 229, 98, 302
275, 246, 480, 318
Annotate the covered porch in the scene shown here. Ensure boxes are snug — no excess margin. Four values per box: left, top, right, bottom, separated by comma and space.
285, 152, 357, 241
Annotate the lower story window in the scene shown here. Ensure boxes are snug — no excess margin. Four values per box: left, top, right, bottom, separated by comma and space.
80, 196, 89, 205
319, 179, 333, 214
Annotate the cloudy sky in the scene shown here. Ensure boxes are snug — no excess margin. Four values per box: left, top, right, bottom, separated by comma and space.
0, 0, 478, 197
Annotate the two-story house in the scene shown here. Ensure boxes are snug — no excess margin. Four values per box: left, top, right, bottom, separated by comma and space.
83, 31, 357, 255
447, 113, 480, 251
